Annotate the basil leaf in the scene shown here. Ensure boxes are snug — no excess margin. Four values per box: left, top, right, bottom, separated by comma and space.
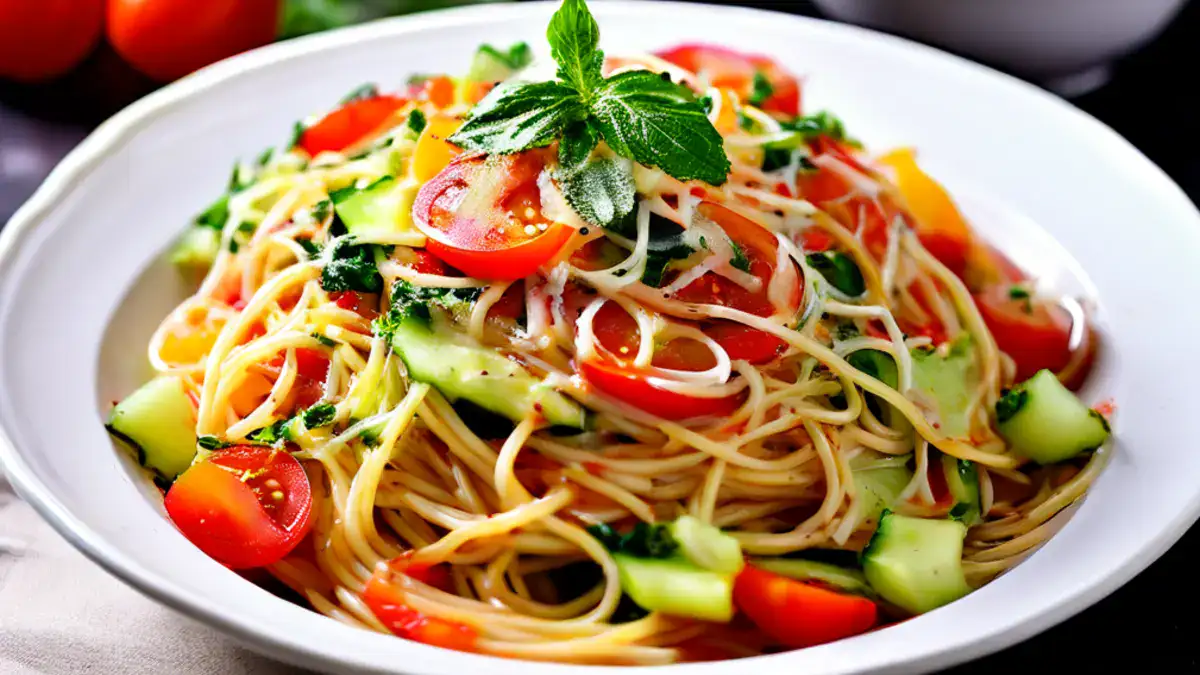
729, 241, 751, 273
547, 0, 604, 95
558, 118, 600, 171
322, 239, 382, 293
558, 157, 636, 228
407, 109, 427, 136
807, 251, 865, 297
450, 81, 586, 154
591, 70, 731, 186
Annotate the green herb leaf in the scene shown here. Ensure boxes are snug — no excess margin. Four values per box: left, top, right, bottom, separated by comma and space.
781, 110, 852, 144
298, 238, 322, 259
807, 251, 865, 297
729, 240, 751, 273
407, 109, 428, 136
558, 156, 636, 228
300, 403, 337, 430
591, 70, 731, 185
588, 521, 678, 559
322, 239, 383, 294
546, 0, 604, 95
749, 70, 774, 107
311, 199, 333, 224
373, 280, 484, 342
558, 118, 601, 171
995, 388, 1028, 424
197, 435, 230, 451
288, 120, 306, 150
248, 419, 292, 445
256, 147, 275, 167
762, 147, 793, 173
311, 333, 337, 347
450, 81, 586, 154
194, 196, 230, 231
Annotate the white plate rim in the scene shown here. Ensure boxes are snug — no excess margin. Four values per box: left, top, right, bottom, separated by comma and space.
1, 2, 1198, 674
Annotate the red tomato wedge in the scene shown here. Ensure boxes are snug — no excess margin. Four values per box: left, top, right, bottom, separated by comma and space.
298, 95, 407, 156
580, 359, 745, 420
656, 44, 801, 116
973, 283, 1074, 383
673, 202, 799, 360
364, 560, 478, 653
164, 446, 313, 569
733, 564, 878, 648
413, 151, 573, 280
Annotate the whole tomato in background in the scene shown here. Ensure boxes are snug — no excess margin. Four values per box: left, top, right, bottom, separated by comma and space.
0, 0, 106, 82
107, 0, 281, 82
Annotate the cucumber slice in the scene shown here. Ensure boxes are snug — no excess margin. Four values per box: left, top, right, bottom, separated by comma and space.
332, 176, 419, 237
910, 337, 977, 439
466, 42, 532, 82
669, 515, 744, 574
855, 464, 913, 523
996, 369, 1109, 465
612, 553, 734, 622
750, 558, 874, 598
862, 512, 971, 615
390, 316, 586, 428
846, 349, 898, 389
942, 455, 982, 526
106, 376, 198, 481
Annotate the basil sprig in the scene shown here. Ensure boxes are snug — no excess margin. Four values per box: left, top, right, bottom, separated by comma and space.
449, 0, 731, 193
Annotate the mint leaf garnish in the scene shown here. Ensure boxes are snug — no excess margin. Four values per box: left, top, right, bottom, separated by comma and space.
558, 157, 636, 228
591, 70, 731, 185
558, 118, 601, 170
547, 0, 604, 95
450, 81, 586, 153
449, 0, 731, 196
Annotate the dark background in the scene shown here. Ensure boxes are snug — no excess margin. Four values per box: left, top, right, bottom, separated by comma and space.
2, 0, 1198, 671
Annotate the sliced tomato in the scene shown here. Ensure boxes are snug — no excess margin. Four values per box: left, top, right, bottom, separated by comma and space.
973, 283, 1074, 383
656, 44, 800, 116
364, 560, 478, 653
800, 227, 835, 253
413, 151, 573, 280
702, 321, 785, 364
298, 95, 406, 157
733, 564, 877, 648
164, 446, 313, 569
331, 291, 380, 319
410, 249, 451, 275
580, 359, 744, 420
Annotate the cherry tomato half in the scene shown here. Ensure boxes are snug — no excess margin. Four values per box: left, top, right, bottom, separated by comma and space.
973, 283, 1074, 383
0, 0, 104, 83
733, 564, 877, 648
364, 559, 479, 653
107, 0, 279, 82
580, 359, 745, 421
413, 151, 573, 280
298, 95, 408, 157
656, 44, 801, 117
164, 446, 313, 569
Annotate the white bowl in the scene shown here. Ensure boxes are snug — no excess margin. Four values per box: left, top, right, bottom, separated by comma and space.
811, 0, 1188, 94
1, 1, 1199, 673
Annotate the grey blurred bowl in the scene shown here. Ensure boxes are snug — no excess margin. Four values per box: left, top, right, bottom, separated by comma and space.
812, 0, 1189, 94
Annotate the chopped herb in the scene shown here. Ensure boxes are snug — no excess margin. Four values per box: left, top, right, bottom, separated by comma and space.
834, 321, 860, 341
248, 419, 292, 445
729, 240, 752, 273
762, 146, 793, 173
227, 221, 256, 253
299, 403, 337, 430
297, 238, 322, 259
407, 109, 428, 136
359, 426, 381, 446
995, 388, 1028, 424
699, 236, 708, 249
373, 280, 484, 342
311, 333, 337, 347
1009, 285, 1033, 313
450, 0, 730, 187
588, 521, 677, 559
699, 94, 714, 114
256, 147, 275, 167
311, 199, 333, 224
321, 238, 383, 294
197, 435, 230, 450
782, 110, 852, 143
340, 83, 379, 105
288, 120, 306, 150
194, 195, 230, 231
738, 111, 756, 131
807, 251, 865, 297
749, 70, 774, 107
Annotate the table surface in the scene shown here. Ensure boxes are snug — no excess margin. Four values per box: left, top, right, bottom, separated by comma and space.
2, 1, 1198, 672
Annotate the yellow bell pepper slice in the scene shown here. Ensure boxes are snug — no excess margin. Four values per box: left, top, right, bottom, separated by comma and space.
411, 116, 463, 183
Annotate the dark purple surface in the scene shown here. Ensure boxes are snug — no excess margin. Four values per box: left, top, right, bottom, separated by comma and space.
2, 1, 1197, 670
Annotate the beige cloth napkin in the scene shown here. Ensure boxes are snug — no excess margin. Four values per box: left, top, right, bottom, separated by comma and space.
0, 476, 313, 674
